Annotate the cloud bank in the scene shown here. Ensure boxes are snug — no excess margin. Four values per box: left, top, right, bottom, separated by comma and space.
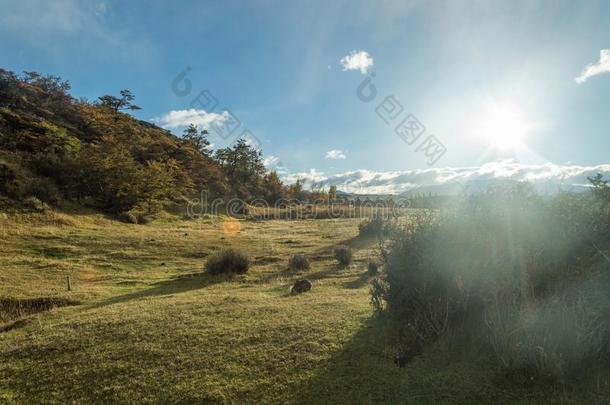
575, 49, 610, 84
152, 109, 228, 129
282, 160, 610, 195
340, 51, 374, 74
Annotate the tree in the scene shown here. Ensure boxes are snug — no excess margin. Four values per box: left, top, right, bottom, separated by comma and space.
588, 173, 610, 202
182, 124, 211, 155
214, 138, 266, 200
263, 171, 284, 203
308, 181, 328, 202
22, 71, 71, 95
98, 89, 141, 112
286, 178, 306, 201
328, 185, 337, 202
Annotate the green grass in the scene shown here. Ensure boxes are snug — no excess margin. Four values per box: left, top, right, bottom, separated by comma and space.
0, 212, 608, 403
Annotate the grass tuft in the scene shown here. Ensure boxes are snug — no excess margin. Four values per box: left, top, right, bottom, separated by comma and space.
334, 245, 352, 266
205, 248, 250, 275
288, 253, 310, 271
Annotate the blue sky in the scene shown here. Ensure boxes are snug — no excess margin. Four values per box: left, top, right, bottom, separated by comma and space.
2, 0, 610, 192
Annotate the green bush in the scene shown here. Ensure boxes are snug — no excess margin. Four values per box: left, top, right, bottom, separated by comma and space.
358, 216, 397, 237
205, 248, 250, 275
334, 245, 352, 266
370, 276, 388, 313
28, 177, 62, 204
0, 161, 18, 196
376, 183, 610, 380
487, 278, 610, 383
358, 216, 384, 236
288, 253, 310, 271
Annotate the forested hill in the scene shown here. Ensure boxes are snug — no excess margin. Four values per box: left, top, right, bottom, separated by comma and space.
0, 68, 297, 217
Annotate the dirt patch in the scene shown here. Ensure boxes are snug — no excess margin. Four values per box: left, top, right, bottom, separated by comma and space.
0, 297, 80, 325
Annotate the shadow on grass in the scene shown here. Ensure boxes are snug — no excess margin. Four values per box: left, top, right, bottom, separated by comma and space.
288, 316, 610, 404
342, 271, 374, 289
89, 272, 228, 309
311, 233, 377, 258
286, 315, 414, 404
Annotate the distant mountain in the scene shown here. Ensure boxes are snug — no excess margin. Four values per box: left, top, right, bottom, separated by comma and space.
399, 179, 590, 197
335, 178, 591, 199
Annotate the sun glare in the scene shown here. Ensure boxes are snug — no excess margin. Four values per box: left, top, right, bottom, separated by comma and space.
475, 102, 532, 150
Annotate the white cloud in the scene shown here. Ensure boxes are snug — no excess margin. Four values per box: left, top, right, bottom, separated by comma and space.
340, 50, 374, 74
152, 109, 228, 129
263, 155, 281, 168
575, 49, 610, 84
282, 169, 328, 186
325, 149, 346, 160
281, 160, 610, 195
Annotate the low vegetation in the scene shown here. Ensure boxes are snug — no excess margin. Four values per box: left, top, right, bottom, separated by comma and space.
366, 259, 380, 275
373, 181, 610, 383
334, 245, 353, 266
204, 248, 250, 275
0, 297, 79, 324
358, 215, 387, 237
288, 253, 310, 271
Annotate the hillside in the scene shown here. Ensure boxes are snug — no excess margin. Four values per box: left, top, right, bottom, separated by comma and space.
0, 69, 296, 217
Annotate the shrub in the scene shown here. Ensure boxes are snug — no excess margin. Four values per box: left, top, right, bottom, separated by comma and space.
367, 259, 380, 275
23, 196, 49, 212
117, 211, 138, 224
205, 248, 250, 275
375, 183, 610, 380
288, 253, 310, 271
370, 276, 388, 313
359, 216, 398, 237
358, 216, 384, 236
334, 245, 352, 266
0, 161, 22, 197
28, 177, 62, 204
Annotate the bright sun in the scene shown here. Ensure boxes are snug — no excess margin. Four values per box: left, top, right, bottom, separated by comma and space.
475, 102, 532, 150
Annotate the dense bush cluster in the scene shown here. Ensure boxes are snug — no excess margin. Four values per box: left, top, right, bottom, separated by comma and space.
373, 182, 610, 382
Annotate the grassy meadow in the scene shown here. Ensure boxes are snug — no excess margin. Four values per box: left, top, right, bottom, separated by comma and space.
0, 211, 608, 404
